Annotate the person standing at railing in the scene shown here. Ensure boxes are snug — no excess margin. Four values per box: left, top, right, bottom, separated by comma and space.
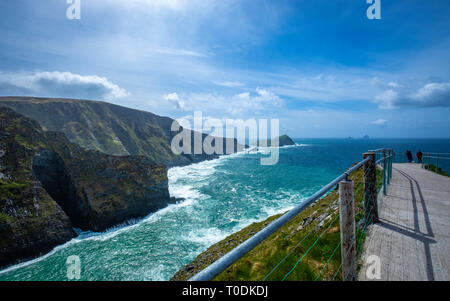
416, 150, 423, 164
406, 150, 413, 163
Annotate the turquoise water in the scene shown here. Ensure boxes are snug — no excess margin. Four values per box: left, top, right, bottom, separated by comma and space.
0, 138, 449, 281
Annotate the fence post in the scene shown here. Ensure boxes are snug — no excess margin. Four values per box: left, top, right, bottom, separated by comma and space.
387, 151, 391, 184
436, 154, 439, 174
421, 152, 424, 169
339, 179, 356, 281
363, 152, 379, 224
389, 150, 394, 179
382, 151, 387, 195
390, 151, 393, 181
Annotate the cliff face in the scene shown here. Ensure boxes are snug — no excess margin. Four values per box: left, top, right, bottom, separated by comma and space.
38, 131, 170, 231
0, 106, 172, 267
0, 97, 243, 166
0, 107, 75, 268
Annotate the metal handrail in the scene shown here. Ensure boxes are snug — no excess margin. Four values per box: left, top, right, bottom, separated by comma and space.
424, 152, 450, 156
424, 156, 450, 160
369, 148, 393, 153
189, 156, 373, 281
376, 154, 393, 165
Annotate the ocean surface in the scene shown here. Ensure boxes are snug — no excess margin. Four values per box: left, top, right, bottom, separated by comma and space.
0, 138, 449, 281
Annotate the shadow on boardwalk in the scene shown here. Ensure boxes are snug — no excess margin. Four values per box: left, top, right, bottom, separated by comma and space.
359, 163, 450, 281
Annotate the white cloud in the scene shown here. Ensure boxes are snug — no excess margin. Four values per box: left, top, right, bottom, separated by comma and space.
388, 82, 401, 88
411, 83, 450, 106
164, 92, 185, 109
0, 71, 129, 100
237, 92, 250, 100
371, 119, 388, 127
152, 47, 207, 57
375, 82, 450, 109
153, 88, 283, 117
375, 89, 399, 109
234, 88, 281, 105
108, 0, 191, 11
213, 81, 245, 88
253, 88, 281, 105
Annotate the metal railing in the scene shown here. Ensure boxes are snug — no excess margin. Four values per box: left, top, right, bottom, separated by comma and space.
189, 149, 394, 281
370, 149, 394, 195
422, 152, 450, 176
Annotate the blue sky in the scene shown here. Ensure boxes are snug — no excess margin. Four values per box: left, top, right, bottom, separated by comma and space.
1, 0, 450, 138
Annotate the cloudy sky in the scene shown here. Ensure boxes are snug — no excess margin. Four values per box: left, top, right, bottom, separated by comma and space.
1, 0, 450, 137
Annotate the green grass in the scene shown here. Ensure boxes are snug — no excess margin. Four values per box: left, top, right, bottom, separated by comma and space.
172, 167, 383, 281
425, 164, 449, 177
0, 212, 13, 223
0, 179, 29, 199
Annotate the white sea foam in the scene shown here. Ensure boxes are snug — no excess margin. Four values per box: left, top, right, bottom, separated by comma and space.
0, 196, 202, 275
1, 145, 310, 278
184, 227, 229, 246
144, 264, 167, 281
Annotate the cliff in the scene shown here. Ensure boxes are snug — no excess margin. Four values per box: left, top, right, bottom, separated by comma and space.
0, 107, 75, 267
0, 106, 173, 268
0, 97, 243, 166
39, 131, 170, 231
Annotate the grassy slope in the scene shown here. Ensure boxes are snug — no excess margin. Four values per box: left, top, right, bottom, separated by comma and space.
172, 167, 382, 281
0, 97, 181, 164
0, 97, 244, 166
425, 164, 449, 177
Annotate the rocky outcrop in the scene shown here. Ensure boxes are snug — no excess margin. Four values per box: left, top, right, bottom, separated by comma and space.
277, 135, 296, 147
258, 134, 296, 147
0, 106, 173, 268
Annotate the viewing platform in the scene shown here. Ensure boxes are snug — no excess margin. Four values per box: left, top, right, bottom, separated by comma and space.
359, 163, 450, 281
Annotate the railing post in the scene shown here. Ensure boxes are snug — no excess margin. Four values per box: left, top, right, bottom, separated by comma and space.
421, 152, 424, 169
390, 151, 393, 181
391, 151, 394, 179
436, 154, 439, 174
363, 152, 379, 224
382, 150, 387, 195
387, 151, 391, 185
339, 179, 356, 281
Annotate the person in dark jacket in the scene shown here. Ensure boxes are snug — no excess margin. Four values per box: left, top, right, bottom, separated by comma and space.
406, 150, 413, 163
416, 150, 423, 164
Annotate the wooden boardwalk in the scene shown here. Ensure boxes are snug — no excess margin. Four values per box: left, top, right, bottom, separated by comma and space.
359, 163, 450, 281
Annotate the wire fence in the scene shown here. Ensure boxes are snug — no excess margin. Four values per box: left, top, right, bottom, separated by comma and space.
261, 150, 389, 281
189, 149, 393, 281
270, 166, 383, 281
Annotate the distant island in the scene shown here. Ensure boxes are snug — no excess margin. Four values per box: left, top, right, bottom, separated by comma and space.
258, 135, 295, 147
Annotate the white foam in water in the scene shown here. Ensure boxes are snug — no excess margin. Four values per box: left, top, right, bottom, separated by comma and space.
0, 195, 202, 275
185, 227, 229, 246
0, 157, 228, 276
0, 145, 311, 279
144, 264, 167, 281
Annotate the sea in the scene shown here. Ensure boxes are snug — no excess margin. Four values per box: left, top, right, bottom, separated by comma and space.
0, 138, 449, 280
